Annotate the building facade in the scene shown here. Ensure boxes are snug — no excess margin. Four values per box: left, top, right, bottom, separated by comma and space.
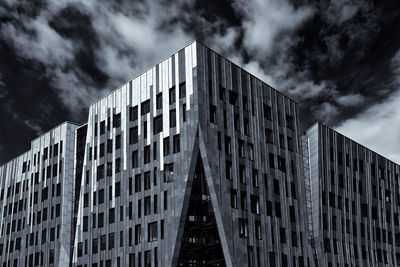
303, 122, 400, 266
0, 122, 79, 266
0, 41, 399, 267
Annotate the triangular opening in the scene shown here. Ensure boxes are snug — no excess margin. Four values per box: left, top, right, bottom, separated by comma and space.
178, 155, 226, 266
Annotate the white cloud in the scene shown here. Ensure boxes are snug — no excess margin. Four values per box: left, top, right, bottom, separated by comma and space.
335, 93, 366, 106
335, 49, 400, 164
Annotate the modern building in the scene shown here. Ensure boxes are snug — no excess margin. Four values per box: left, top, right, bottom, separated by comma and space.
0, 122, 79, 266
0, 41, 399, 267
303, 122, 400, 266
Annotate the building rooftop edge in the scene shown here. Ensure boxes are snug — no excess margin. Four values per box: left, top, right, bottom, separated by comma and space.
304, 121, 400, 166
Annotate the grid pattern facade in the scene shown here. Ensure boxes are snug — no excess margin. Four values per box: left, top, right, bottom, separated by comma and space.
0, 122, 78, 266
304, 122, 400, 266
1, 41, 399, 267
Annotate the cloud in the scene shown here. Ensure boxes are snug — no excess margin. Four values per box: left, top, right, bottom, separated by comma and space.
335, 93, 366, 106
0, 0, 193, 118
313, 102, 339, 124
335, 49, 400, 164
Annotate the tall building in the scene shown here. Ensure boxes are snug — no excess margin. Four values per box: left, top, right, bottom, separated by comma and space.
0, 122, 79, 266
0, 41, 399, 267
303, 122, 400, 266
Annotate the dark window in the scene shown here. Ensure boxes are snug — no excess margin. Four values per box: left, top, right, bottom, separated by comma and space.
144, 172, 151, 190
113, 113, 121, 128
210, 105, 217, 123
169, 87, 176, 104
163, 137, 170, 156
109, 208, 115, 224
170, 109, 176, 128
132, 150, 138, 168
173, 134, 180, 153
179, 82, 186, 98
100, 121, 105, 135
116, 134, 121, 149
144, 146, 151, 164
141, 100, 150, 115
239, 218, 248, 238
264, 105, 272, 120
156, 93, 162, 109
229, 91, 238, 106
153, 115, 163, 135
230, 189, 237, 208
135, 224, 141, 244
130, 106, 138, 121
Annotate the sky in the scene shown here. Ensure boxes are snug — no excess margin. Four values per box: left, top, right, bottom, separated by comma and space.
0, 0, 400, 165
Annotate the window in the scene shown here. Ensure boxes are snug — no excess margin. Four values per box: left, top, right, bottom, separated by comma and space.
230, 189, 237, 208
130, 127, 138, 145
109, 208, 115, 224
135, 224, 142, 244
225, 136, 231, 155
182, 103, 186, 122
144, 146, 151, 164
164, 191, 168, 210
179, 82, 186, 98
170, 109, 176, 128
153, 115, 163, 135
266, 129, 273, 144
97, 165, 105, 180
173, 134, 180, 153
286, 114, 294, 130
144, 172, 151, 190
109, 233, 114, 250
113, 113, 121, 128
269, 153, 275, 169
239, 218, 248, 238
130, 106, 138, 121
132, 150, 138, 168
99, 189, 104, 204
98, 213, 104, 228
93, 238, 98, 254
229, 91, 238, 106
239, 165, 246, 183
145, 250, 151, 267
141, 100, 150, 115
169, 87, 176, 104
264, 105, 272, 120
148, 222, 158, 242
163, 137, 170, 156
135, 174, 141, 192
115, 158, 121, 173
100, 235, 106, 250
241, 191, 247, 210
226, 160, 232, 180
156, 93, 162, 109
107, 162, 112, 176
255, 220, 262, 240
251, 195, 260, 214
83, 216, 88, 232
100, 121, 105, 135
210, 105, 216, 123
116, 134, 121, 149
252, 169, 259, 187
115, 182, 120, 197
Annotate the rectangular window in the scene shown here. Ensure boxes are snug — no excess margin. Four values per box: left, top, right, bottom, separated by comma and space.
210, 105, 217, 123
144, 172, 151, 190
130, 127, 138, 144
109, 208, 115, 224
239, 218, 248, 238
264, 105, 272, 120
143, 121, 148, 139
170, 109, 176, 128
173, 134, 180, 153
163, 137, 170, 156
132, 150, 138, 168
182, 104, 186, 122
179, 82, 186, 98
130, 106, 138, 121
135, 174, 141, 192
113, 113, 121, 128
144, 145, 151, 164
230, 189, 237, 208
148, 222, 158, 242
156, 93, 162, 109
169, 87, 176, 105
153, 115, 163, 135
141, 100, 150, 115
135, 224, 142, 244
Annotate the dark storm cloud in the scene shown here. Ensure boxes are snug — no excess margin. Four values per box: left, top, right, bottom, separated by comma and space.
1, 0, 400, 164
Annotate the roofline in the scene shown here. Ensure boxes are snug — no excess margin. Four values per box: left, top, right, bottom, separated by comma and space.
89, 40, 198, 108
305, 121, 400, 166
